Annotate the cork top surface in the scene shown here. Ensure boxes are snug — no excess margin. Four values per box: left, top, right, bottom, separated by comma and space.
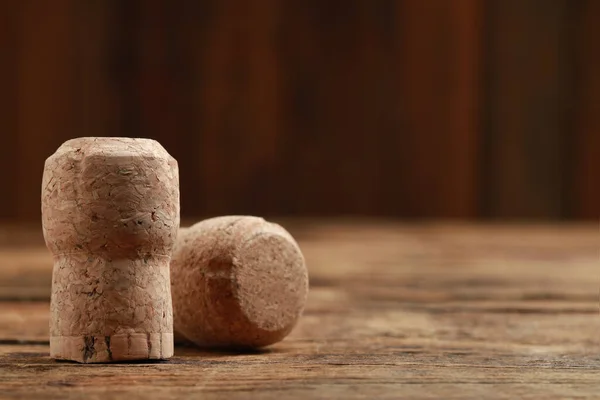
51, 137, 172, 160
42, 136, 180, 258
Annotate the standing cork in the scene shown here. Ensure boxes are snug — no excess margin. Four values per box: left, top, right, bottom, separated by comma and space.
171, 216, 309, 348
41, 137, 179, 363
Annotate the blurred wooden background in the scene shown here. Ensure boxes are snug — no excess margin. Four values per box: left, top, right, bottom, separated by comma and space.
0, 0, 597, 221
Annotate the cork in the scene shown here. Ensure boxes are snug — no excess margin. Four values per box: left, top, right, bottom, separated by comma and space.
41, 137, 179, 363
171, 216, 309, 348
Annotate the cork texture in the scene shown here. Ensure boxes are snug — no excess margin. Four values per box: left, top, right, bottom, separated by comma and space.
171, 216, 309, 348
41, 137, 179, 363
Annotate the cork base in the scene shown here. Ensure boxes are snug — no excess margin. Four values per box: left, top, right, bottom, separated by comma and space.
232, 231, 308, 344
50, 333, 173, 363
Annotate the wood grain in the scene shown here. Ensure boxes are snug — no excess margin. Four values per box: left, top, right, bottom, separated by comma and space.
0, 1, 598, 221
483, 0, 570, 219
0, 221, 598, 300
0, 1, 19, 220
137, 0, 181, 159
0, 222, 598, 398
194, 0, 282, 216
0, 0, 485, 220
16, 0, 78, 221
393, 0, 481, 217
73, 0, 121, 139
571, 0, 600, 219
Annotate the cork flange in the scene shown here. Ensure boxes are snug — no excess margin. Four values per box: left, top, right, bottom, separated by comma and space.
42, 137, 179, 363
171, 216, 309, 348
51, 333, 174, 363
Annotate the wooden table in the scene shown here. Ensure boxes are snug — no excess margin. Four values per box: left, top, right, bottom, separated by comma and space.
0, 221, 598, 399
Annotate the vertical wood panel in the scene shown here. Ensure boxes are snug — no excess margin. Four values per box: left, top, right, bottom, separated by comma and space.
195, 0, 238, 215
166, 0, 210, 216
138, 0, 178, 150
112, 0, 141, 138
352, 0, 395, 215
448, 0, 483, 218
571, 0, 600, 219
314, 0, 381, 215
0, 0, 593, 221
277, 0, 323, 215
278, 0, 388, 216
483, 0, 570, 219
0, 1, 19, 219
75, 0, 120, 139
223, 0, 281, 215
390, 0, 481, 217
193, 0, 282, 216
321, 0, 390, 216
16, 0, 77, 220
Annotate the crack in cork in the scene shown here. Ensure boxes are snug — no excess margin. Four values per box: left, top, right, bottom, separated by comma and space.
105, 336, 112, 361
83, 336, 95, 363
147, 333, 152, 356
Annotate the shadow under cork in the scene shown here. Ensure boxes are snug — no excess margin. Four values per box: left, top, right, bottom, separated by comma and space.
54, 358, 172, 365
50, 346, 281, 365
169, 343, 282, 363
11, 345, 281, 366
175, 343, 278, 356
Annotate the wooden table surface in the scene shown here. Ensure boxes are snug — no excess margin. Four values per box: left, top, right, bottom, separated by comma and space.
0, 221, 598, 399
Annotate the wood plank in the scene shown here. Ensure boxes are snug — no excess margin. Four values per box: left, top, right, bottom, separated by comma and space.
1, 274, 599, 397
137, 0, 180, 155
111, 0, 141, 138
0, 291, 598, 397
0, 302, 49, 343
1, 341, 598, 399
4, 1, 593, 222
275, 0, 327, 215
278, 0, 386, 216
483, 0, 570, 219
165, 0, 482, 218
167, 0, 284, 217
163, 0, 209, 216
0, 222, 597, 300
0, 249, 51, 301
1, 293, 598, 344
73, 0, 121, 139
192, 0, 282, 216
0, 1, 19, 220
570, 0, 600, 218
0, 223, 598, 397
16, 0, 78, 220
390, 0, 482, 217
277, 0, 482, 217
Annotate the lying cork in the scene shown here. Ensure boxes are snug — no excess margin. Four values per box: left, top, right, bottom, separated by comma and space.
41, 137, 180, 363
171, 216, 308, 348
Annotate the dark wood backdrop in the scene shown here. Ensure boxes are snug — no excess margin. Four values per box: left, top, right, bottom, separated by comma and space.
0, 0, 597, 221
